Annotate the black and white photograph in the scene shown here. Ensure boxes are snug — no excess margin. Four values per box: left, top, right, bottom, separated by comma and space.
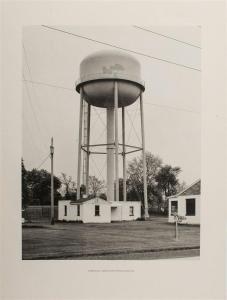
22, 25, 201, 260
1, 1, 226, 300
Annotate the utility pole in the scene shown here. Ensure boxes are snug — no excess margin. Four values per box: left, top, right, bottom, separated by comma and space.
50, 137, 54, 225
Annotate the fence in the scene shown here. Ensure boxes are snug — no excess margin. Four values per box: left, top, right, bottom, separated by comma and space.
24, 206, 58, 221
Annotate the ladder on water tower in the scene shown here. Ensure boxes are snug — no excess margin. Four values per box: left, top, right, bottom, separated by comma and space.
82, 101, 88, 188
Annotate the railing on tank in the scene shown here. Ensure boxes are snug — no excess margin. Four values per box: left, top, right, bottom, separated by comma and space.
75, 72, 145, 91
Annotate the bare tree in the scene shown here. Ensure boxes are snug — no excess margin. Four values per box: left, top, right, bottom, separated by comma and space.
89, 176, 105, 197
60, 173, 75, 199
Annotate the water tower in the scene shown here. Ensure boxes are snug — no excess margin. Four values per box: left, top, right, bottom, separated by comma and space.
75, 50, 149, 218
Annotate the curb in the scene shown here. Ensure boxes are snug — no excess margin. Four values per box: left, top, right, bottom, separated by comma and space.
23, 246, 200, 260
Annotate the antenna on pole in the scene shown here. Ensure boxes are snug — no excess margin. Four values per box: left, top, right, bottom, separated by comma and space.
50, 137, 55, 225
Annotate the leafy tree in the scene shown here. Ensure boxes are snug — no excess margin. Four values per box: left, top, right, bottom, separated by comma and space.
155, 165, 181, 198
26, 168, 62, 205
21, 158, 29, 208
127, 152, 162, 206
127, 152, 181, 215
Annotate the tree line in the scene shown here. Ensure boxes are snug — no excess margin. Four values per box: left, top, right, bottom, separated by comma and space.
22, 152, 186, 214
22, 159, 106, 207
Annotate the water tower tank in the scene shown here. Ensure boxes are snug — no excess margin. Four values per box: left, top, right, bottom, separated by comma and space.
76, 50, 145, 107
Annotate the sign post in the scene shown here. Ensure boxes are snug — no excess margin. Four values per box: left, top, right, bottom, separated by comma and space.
175, 215, 178, 240
173, 214, 186, 241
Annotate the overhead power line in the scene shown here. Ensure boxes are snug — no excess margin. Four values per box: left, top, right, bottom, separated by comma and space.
133, 25, 201, 49
23, 113, 47, 155
23, 79, 74, 91
41, 25, 201, 72
23, 73, 49, 151
23, 44, 51, 142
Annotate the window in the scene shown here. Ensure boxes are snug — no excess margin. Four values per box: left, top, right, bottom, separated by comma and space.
129, 206, 134, 216
186, 198, 195, 216
64, 205, 67, 216
95, 205, 100, 216
171, 201, 178, 216
77, 205, 80, 216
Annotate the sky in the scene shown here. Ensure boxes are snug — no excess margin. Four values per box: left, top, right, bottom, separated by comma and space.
22, 25, 201, 188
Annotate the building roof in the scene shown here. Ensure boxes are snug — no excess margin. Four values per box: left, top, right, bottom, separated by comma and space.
169, 179, 201, 199
70, 198, 141, 205
179, 179, 201, 196
177, 179, 201, 197
70, 199, 89, 204
70, 197, 108, 204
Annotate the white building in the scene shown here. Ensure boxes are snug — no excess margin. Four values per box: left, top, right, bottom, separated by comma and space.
168, 180, 201, 225
58, 197, 141, 223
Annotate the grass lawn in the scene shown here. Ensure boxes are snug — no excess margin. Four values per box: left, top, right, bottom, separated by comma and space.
22, 217, 200, 260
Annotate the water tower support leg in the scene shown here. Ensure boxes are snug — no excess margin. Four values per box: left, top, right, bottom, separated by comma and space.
140, 92, 149, 219
77, 89, 84, 200
114, 81, 119, 202
107, 108, 115, 202
85, 104, 91, 195
122, 107, 127, 202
